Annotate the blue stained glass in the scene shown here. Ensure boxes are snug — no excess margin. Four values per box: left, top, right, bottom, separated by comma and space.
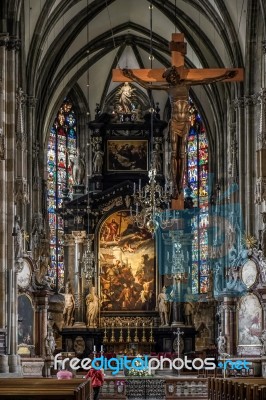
186, 108, 209, 294
47, 99, 77, 291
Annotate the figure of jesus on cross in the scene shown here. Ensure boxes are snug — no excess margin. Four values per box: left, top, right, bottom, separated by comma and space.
113, 33, 244, 197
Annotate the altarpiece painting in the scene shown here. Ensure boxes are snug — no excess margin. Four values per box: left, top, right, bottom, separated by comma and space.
238, 293, 262, 346
107, 140, 148, 172
99, 210, 155, 312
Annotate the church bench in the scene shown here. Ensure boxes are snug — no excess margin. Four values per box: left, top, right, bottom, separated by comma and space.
208, 377, 266, 400
0, 378, 91, 400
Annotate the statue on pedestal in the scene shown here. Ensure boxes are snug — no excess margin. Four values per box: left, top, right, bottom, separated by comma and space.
184, 287, 195, 326
217, 331, 226, 354
158, 286, 169, 326
14, 215, 23, 260
93, 143, 104, 174
70, 149, 85, 185
45, 330, 56, 357
63, 281, 75, 327
86, 287, 99, 327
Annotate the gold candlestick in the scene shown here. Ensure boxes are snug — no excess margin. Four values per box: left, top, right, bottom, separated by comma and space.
141, 322, 146, 343
149, 322, 154, 343
103, 323, 108, 344
126, 323, 131, 343
134, 322, 139, 342
119, 323, 123, 343
110, 323, 115, 343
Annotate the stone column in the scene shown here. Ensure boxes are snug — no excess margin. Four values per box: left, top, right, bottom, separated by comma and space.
223, 297, 235, 356
35, 292, 49, 357
6, 36, 21, 372
63, 234, 75, 288
0, 36, 8, 363
15, 88, 28, 224
72, 231, 86, 327
232, 98, 245, 225
255, 89, 266, 206
27, 98, 38, 238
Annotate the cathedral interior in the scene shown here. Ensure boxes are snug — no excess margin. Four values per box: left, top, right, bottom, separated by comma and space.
0, 0, 266, 399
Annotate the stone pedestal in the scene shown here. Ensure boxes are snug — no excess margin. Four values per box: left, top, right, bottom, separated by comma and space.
20, 357, 44, 376
43, 357, 54, 377
0, 354, 9, 373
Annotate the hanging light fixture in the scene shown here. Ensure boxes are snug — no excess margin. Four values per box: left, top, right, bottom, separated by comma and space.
130, 167, 173, 234
129, 2, 174, 235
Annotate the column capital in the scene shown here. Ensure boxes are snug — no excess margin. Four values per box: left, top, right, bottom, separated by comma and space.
63, 234, 75, 246
6, 37, 21, 51
72, 231, 87, 244
262, 40, 266, 55
0, 34, 9, 47
255, 177, 266, 205
26, 96, 38, 108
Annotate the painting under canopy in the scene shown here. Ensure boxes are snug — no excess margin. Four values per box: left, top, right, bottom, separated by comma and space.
99, 210, 155, 312
238, 293, 262, 346
107, 140, 148, 172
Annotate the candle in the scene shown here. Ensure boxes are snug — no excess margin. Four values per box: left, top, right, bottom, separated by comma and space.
93, 345, 96, 352
133, 182, 136, 194
101, 345, 103, 352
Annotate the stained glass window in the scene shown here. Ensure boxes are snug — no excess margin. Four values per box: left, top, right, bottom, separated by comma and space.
47, 99, 77, 291
186, 110, 209, 294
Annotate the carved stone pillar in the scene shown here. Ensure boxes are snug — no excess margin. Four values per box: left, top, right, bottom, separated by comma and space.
0, 35, 8, 341
6, 37, 21, 371
256, 89, 266, 208
26, 97, 37, 236
63, 234, 75, 288
72, 231, 86, 327
232, 98, 245, 225
15, 88, 28, 224
223, 297, 235, 356
35, 291, 49, 357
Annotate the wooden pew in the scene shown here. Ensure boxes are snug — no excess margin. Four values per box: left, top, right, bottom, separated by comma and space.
0, 378, 91, 400
208, 377, 266, 400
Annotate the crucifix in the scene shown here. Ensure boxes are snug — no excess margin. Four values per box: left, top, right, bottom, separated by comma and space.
113, 33, 244, 198
173, 327, 184, 375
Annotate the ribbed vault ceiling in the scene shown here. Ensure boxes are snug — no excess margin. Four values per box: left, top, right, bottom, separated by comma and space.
4, 0, 251, 147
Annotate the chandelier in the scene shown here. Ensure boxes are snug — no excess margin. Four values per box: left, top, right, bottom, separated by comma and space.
130, 167, 173, 234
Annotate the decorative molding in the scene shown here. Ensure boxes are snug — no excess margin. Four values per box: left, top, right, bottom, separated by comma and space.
262, 40, 266, 54
255, 177, 266, 204
26, 96, 38, 108
0, 35, 9, 47
6, 38, 21, 51
0, 128, 5, 160
63, 234, 75, 246
72, 230, 87, 244
231, 97, 245, 109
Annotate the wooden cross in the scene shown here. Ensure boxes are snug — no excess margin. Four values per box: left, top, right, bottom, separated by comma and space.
113, 33, 244, 208
113, 33, 244, 84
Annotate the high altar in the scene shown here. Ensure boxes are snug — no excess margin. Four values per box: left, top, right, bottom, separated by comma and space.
58, 88, 201, 359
